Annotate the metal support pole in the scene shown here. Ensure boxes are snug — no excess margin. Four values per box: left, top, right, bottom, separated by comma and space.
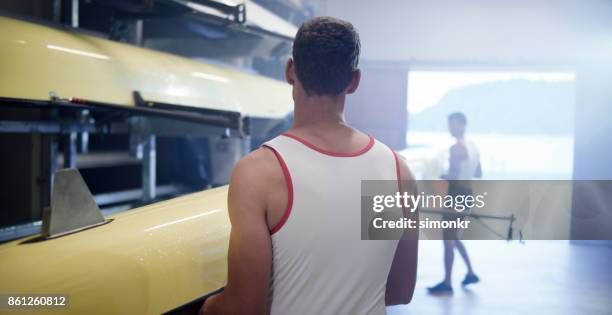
134, 20, 143, 46
142, 135, 156, 202
128, 117, 145, 159
71, 0, 79, 28
241, 135, 251, 156
63, 132, 77, 169
52, 0, 62, 23
79, 110, 90, 153
48, 137, 59, 202
80, 132, 89, 154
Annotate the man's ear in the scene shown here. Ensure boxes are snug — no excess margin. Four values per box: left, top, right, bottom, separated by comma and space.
346, 69, 361, 94
285, 58, 296, 85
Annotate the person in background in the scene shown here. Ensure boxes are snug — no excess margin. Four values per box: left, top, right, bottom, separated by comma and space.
428, 112, 481, 294
200, 16, 418, 315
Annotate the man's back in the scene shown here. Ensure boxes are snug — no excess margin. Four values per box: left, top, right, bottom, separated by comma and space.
200, 17, 417, 315
262, 131, 400, 315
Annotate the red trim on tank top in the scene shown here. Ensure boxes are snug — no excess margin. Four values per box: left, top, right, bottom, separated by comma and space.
280, 132, 375, 157
263, 145, 293, 235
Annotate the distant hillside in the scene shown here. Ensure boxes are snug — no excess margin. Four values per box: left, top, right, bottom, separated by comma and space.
409, 79, 575, 135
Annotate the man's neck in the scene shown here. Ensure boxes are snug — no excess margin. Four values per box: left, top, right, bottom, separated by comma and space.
292, 93, 347, 130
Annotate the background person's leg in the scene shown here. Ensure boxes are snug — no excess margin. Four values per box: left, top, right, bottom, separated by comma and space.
428, 239, 456, 294
455, 240, 474, 275
455, 240, 480, 286
428, 216, 459, 294
443, 239, 455, 284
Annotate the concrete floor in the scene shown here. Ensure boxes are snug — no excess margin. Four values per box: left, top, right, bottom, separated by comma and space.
387, 241, 612, 315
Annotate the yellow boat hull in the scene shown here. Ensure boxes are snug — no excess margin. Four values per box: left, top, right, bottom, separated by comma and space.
0, 186, 230, 314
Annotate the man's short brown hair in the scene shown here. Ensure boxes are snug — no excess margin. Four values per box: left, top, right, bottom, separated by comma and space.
292, 16, 361, 96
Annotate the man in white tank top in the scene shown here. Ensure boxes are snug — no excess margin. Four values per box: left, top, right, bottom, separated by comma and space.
201, 17, 418, 315
428, 112, 481, 294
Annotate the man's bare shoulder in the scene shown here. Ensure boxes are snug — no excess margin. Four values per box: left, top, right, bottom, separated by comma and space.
229, 147, 287, 222
231, 147, 284, 185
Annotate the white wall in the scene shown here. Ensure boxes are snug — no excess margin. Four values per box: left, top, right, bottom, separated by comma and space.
320, 0, 612, 62
344, 67, 408, 149
313, 1, 612, 238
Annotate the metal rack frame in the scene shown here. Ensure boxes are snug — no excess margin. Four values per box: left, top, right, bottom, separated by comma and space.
0, 93, 250, 207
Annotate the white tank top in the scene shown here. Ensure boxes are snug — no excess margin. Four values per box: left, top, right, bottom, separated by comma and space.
262, 133, 401, 315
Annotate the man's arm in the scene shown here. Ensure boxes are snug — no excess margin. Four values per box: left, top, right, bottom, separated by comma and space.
201, 151, 273, 315
385, 154, 419, 306
447, 143, 468, 180
474, 161, 482, 178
